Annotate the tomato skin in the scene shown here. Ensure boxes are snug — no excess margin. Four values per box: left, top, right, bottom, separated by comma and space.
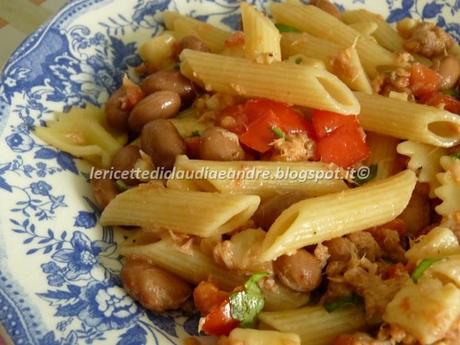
239, 112, 280, 153
421, 92, 460, 114
193, 281, 229, 315
200, 301, 239, 336
221, 98, 314, 153
316, 124, 370, 168
311, 110, 359, 138
410, 63, 442, 98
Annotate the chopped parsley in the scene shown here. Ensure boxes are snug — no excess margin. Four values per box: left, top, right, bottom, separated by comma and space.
324, 295, 362, 313
411, 257, 443, 283
275, 23, 300, 33
229, 272, 268, 327
295, 57, 303, 64
271, 126, 285, 138
190, 130, 201, 137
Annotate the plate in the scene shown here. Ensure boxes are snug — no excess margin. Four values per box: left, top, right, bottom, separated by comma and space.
0, 0, 459, 344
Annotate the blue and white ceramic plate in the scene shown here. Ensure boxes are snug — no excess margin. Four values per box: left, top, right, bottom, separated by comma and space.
0, 0, 459, 344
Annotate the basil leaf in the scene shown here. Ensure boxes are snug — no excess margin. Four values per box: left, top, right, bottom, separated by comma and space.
411, 257, 443, 283
271, 126, 285, 139
275, 23, 300, 33
353, 164, 378, 185
229, 272, 268, 327
324, 295, 362, 313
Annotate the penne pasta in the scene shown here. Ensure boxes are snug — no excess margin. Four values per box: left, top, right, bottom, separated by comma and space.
348, 21, 378, 36
271, 3, 395, 77
139, 31, 177, 70
341, 9, 403, 52
259, 306, 366, 345
100, 183, 260, 237
180, 49, 360, 115
167, 156, 349, 199
365, 132, 400, 180
120, 239, 310, 311
355, 92, 460, 147
162, 11, 231, 52
281, 33, 372, 93
225, 328, 301, 345
260, 170, 416, 261
241, 3, 281, 63
34, 104, 126, 167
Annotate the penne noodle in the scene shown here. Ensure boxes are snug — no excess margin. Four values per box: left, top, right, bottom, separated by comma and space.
260, 170, 416, 261
180, 49, 360, 115
120, 239, 310, 311
226, 328, 301, 345
271, 3, 395, 77
241, 3, 281, 63
281, 33, 372, 93
355, 92, 460, 147
162, 11, 231, 52
348, 21, 378, 36
100, 183, 260, 237
341, 9, 403, 52
168, 156, 349, 199
259, 306, 366, 345
34, 105, 126, 167
365, 132, 401, 180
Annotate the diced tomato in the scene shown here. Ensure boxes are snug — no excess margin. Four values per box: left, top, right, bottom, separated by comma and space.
221, 98, 314, 153
239, 111, 280, 153
193, 281, 229, 315
200, 301, 239, 336
311, 110, 359, 138
184, 136, 201, 159
421, 92, 460, 114
316, 125, 370, 168
410, 63, 442, 98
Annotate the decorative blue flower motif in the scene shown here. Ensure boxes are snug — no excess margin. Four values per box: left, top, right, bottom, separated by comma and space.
30, 181, 52, 196
5, 132, 34, 153
52, 232, 103, 280
78, 281, 139, 331
41, 262, 60, 274
74, 211, 98, 229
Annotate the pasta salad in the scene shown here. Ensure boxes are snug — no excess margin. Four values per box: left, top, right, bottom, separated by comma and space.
34, 0, 460, 344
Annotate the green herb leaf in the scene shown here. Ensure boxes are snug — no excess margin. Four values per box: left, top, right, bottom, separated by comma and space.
295, 57, 303, 65
353, 164, 378, 185
271, 126, 285, 139
450, 152, 460, 160
411, 257, 443, 283
190, 130, 201, 137
324, 295, 362, 313
229, 272, 268, 327
275, 23, 300, 33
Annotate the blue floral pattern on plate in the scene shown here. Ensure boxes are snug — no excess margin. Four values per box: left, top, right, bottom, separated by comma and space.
0, 0, 458, 344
